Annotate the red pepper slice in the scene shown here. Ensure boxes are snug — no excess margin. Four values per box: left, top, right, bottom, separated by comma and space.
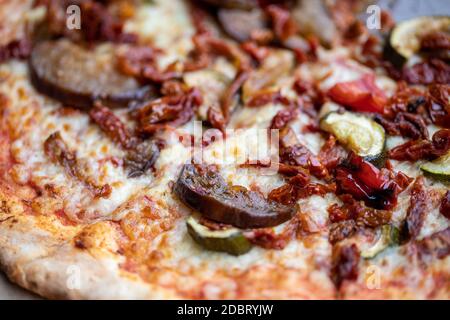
328, 74, 387, 113
336, 153, 411, 210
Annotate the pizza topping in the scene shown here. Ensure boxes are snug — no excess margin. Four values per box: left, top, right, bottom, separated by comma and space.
269, 106, 300, 130
320, 111, 386, 165
30, 40, 155, 110
420, 151, 450, 182
328, 220, 356, 244
245, 217, 299, 250
416, 227, 450, 260
117, 45, 181, 84
242, 49, 294, 102
441, 191, 450, 219
265, 4, 298, 42
402, 59, 450, 85
221, 70, 250, 123
327, 74, 388, 114
375, 112, 429, 140
361, 224, 400, 259
427, 84, 450, 128
335, 153, 412, 210
401, 177, 429, 241
186, 216, 253, 256
174, 164, 296, 228
318, 135, 348, 172
280, 143, 329, 179
383, 16, 450, 68
388, 129, 450, 162
197, 0, 259, 10
44, 132, 112, 198
89, 102, 136, 149
328, 195, 392, 229
291, 0, 337, 48
246, 90, 291, 108
217, 8, 267, 43
136, 88, 203, 134
0, 39, 32, 63
124, 140, 160, 178
331, 243, 360, 289
268, 175, 336, 206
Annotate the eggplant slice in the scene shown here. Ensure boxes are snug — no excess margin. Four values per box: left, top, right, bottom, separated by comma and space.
218, 8, 267, 42
29, 39, 155, 109
197, 0, 259, 10
174, 164, 296, 229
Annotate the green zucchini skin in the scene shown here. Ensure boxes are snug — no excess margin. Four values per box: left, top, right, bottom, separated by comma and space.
383, 16, 450, 68
421, 152, 450, 183
383, 30, 407, 69
361, 225, 400, 259
186, 217, 253, 256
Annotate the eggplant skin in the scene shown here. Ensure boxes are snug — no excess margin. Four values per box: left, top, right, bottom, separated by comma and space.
197, 0, 259, 10
217, 8, 267, 43
29, 40, 156, 110
174, 164, 295, 229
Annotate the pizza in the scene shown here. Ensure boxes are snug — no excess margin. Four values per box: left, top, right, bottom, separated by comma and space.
0, 0, 449, 300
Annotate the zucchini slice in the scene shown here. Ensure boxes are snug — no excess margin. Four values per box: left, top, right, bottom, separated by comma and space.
186, 216, 252, 256
420, 151, 450, 182
384, 16, 450, 67
320, 111, 386, 165
361, 225, 400, 259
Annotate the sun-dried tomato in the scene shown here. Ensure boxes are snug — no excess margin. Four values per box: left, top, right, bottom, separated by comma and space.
293, 79, 326, 110
441, 191, 450, 220
421, 31, 450, 51
265, 4, 297, 42
331, 243, 360, 289
44, 132, 111, 198
246, 218, 298, 250
401, 177, 428, 241
0, 39, 31, 63
383, 82, 427, 117
268, 174, 335, 205
402, 59, 450, 85
328, 194, 392, 229
247, 90, 292, 108
89, 102, 136, 149
270, 106, 300, 130
375, 112, 429, 140
118, 45, 181, 84
335, 153, 412, 210
80, 1, 137, 43
327, 74, 387, 114
427, 84, 450, 128
329, 220, 356, 244
207, 106, 227, 132
221, 70, 250, 121
388, 129, 450, 162
160, 80, 186, 97
137, 88, 203, 134
190, 33, 252, 72
280, 143, 328, 179
241, 41, 270, 64
416, 227, 450, 260
318, 135, 348, 172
